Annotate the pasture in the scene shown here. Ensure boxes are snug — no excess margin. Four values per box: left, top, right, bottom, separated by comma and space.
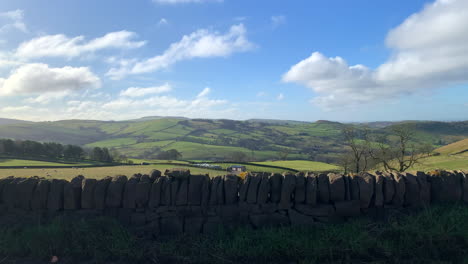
252, 160, 340, 172
0, 158, 93, 167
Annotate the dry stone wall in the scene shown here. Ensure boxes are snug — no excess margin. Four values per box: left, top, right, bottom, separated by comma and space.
0, 170, 467, 236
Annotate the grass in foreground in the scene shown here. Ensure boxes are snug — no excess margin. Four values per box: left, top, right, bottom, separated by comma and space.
0, 204, 466, 263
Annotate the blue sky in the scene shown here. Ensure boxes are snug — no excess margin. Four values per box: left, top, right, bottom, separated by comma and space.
0, 0, 467, 122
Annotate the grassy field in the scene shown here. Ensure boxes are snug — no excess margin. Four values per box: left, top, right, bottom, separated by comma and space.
410, 153, 468, 171
253, 160, 340, 172
0, 165, 226, 180
434, 138, 468, 155
0, 158, 93, 167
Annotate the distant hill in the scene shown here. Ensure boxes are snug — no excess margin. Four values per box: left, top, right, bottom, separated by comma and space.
435, 138, 468, 155
0, 117, 467, 162
132, 116, 188, 122
0, 118, 30, 125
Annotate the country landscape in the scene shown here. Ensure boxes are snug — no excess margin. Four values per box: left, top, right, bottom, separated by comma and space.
0, 0, 467, 263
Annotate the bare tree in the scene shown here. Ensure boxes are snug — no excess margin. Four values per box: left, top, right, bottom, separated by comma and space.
342, 127, 372, 173
371, 127, 432, 172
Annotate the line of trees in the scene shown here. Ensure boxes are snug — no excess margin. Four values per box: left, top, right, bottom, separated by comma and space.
0, 139, 126, 163
339, 127, 434, 174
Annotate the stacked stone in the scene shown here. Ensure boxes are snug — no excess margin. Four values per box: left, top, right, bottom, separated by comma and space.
0, 169, 467, 236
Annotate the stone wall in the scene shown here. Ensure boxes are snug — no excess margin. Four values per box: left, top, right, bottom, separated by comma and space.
0, 170, 467, 236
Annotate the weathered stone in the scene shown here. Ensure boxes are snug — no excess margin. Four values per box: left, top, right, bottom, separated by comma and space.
209, 176, 221, 205
0, 177, 14, 204
294, 172, 306, 204
17, 178, 39, 210
64, 175, 84, 210
3, 177, 22, 208
203, 216, 223, 234
161, 177, 172, 206
429, 171, 462, 202
334, 200, 360, 217
81, 178, 97, 209
175, 179, 188, 206
170, 178, 181, 206
94, 177, 111, 210
123, 175, 139, 209
260, 203, 278, 214
344, 175, 352, 200
402, 172, 421, 207
216, 176, 225, 205
249, 213, 289, 228
461, 171, 468, 203
305, 174, 317, 206
269, 173, 282, 203
47, 179, 66, 211
165, 169, 190, 179
188, 175, 206, 205
350, 175, 360, 201
357, 173, 374, 209
31, 179, 50, 210
374, 174, 384, 207
149, 177, 164, 208
288, 209, 315, 226
295, 204, 335, 217
136, 175, 151, 208
328, 173, 345, 202
160, 216, 183, 236
246, 175, 261, 204
239, 175, 251, 203
416, 171, 431, 206
257, 174, 270, 204
150, 169, 162, 181
104, 175, 127, 209
392, 173, 406, 207
224, 175, 239, 204
184, 217, 204, 234
131, 212, 147, 226
317, 173, 330, 203
279, 173, 295, 209
201, 175, 210, 207
382, 173, 395, 204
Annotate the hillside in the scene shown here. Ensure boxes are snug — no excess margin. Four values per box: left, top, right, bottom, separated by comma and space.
434, 138, 468, 155
0, 118, 467, 162
0, 118, 30, 125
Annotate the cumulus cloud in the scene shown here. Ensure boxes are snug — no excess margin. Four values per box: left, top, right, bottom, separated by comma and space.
153, 0, 223, 4
120, 83, 172, 97
283, 0, 468, 109
0, 63, 100, 96
0, 9, 27, 33
15, 31, 146, 59
271, 15, 286, 28
107, 24, 255, 79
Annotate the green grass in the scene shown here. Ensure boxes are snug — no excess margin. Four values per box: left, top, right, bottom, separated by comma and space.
409, 153, 468, 171
85, 137, 138, 148
435, 138, 468, 155
210, 163, 291, 174
0, 159, 92, 167
0, 165, 222, 180
253, 160, 341, 172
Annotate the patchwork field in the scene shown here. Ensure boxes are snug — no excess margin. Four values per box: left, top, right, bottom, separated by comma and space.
252, 160, 340, 172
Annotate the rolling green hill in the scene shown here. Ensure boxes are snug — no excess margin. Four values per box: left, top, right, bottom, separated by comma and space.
0, 117, 467, 163
434, 138, 468, 155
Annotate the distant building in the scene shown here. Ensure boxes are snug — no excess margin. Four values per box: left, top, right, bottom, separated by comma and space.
227, 165, 247, 173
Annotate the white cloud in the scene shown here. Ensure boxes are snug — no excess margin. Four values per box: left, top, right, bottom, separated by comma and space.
197, 87, 211, 97
0, 63, 101, 96
153, 0, 223, 4
157, 18, 169, 26
271, 15, 286, 28
107, 24, 255, 79
15, 31, 146, 59
24, 91, 71, 104
277, 93, 284, 100
120, 83, 172, 97
283, 0, 468, 110
0, 9, 27, 33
